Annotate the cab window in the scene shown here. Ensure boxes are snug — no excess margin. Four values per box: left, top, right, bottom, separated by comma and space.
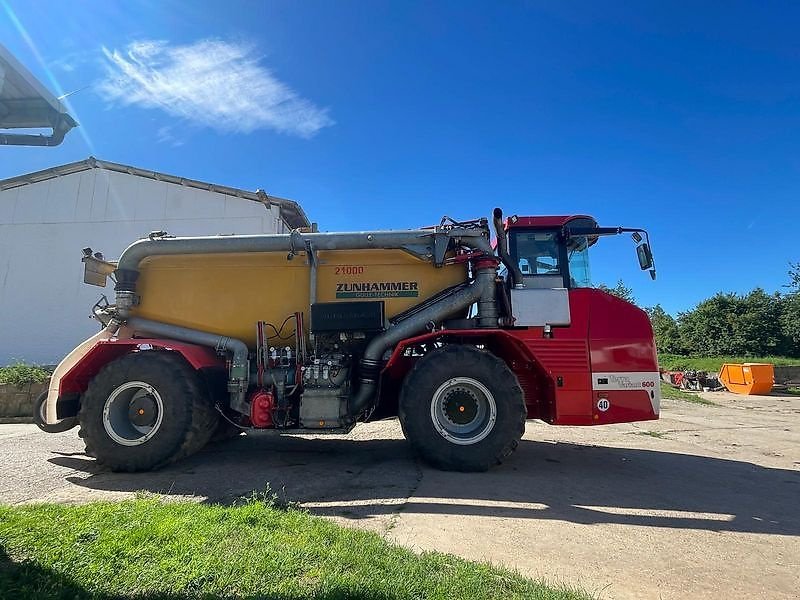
512, 232, 560, 275
508, 228, 593, 289
509, 231, 565, 289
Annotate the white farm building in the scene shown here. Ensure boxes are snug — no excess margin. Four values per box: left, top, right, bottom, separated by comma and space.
0, 158, 309, 365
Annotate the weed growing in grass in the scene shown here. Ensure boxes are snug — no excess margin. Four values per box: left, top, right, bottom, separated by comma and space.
236, 482, 299, 510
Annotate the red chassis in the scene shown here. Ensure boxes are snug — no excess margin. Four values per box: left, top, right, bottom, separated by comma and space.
56, 285, 658, 428
382, 287, 660, 427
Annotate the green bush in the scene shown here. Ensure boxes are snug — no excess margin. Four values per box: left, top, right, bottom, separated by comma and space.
0, 363, 50, 388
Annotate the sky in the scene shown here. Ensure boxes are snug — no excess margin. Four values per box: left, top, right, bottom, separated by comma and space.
1, 0, 798, 315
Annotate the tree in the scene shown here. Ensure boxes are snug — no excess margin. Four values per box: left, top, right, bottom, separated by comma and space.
645, 305, 684, 354
736, 288, 784, 356
677, 289, 784, 356
779, 294, 800, 356
678, 293, 740, 355
780, 262, 800, 356
597, 279, 636, 304
787, 262, 800, 292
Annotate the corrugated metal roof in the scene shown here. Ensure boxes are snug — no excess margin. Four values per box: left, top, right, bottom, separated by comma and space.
0, 43, 76, 146
0, 157, 311, 229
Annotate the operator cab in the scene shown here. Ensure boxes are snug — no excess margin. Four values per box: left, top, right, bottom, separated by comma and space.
502, 214, 655, 327
507, 216, 597, 290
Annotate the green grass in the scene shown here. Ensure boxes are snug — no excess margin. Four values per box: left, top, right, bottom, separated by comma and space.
0, 497, 587, 600
0, 362, 50, 388
660, 382, 715, 405
658, 354, 800, 372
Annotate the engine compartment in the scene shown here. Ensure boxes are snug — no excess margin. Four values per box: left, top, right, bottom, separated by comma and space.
242, 301, 387, 431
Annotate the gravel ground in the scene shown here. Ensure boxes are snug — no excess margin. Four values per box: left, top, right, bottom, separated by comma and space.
1, 390, 798, 599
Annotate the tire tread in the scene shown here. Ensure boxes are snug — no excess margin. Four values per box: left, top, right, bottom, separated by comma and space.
399, 344, 526, 472
78, 351, 218, 472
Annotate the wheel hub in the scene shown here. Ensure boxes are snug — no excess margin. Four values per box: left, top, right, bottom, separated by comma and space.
128, 394, 158, 427
102, 381, 164, 447
443, 390, 479, 426
430, 377, 497, 446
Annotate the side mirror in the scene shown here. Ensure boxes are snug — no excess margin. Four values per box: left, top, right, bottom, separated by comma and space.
636, 243, 654, 271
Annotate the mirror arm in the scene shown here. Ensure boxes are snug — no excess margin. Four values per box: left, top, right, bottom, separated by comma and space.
564, 226, 647, 238
564, 225, 656, 280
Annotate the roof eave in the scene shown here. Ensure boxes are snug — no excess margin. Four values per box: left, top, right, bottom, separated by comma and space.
0, 156, 312, 229
0, 43, 77, 146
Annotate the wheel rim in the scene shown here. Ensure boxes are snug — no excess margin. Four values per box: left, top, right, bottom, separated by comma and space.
102, 381, 164, 446
430, 377, 497, 445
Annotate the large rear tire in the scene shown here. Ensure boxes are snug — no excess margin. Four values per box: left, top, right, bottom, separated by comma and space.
78, 352, 218, 472
399, 345, 526, 471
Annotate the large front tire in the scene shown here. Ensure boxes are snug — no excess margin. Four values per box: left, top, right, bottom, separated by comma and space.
399, 345, 526, 472
78, 352, 218, 472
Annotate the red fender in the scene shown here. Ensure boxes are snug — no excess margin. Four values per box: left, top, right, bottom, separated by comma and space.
382, 329, 552, 420
59, 338, 225, 396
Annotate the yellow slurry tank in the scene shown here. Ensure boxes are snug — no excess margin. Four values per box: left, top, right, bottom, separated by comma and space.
134, 249, 468, 346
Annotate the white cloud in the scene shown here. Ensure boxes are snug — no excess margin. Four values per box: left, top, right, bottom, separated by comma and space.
96, 39, 333, 138
156, 125, 184, 147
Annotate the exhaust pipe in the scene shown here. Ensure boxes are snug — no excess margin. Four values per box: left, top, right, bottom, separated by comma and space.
493, 207, 525, 288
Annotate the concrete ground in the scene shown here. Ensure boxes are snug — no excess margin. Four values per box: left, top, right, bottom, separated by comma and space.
1, 390, 798, 599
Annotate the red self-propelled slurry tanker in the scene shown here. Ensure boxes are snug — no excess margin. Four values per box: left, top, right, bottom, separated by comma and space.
39, 208, 659, 472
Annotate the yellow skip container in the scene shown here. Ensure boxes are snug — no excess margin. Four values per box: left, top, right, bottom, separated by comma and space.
718, 363, 774, 395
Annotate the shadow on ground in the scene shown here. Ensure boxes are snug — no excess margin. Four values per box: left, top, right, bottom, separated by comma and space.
48, 432, 800, 537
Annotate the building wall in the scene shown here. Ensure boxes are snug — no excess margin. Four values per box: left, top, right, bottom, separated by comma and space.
0, 169, 288, 365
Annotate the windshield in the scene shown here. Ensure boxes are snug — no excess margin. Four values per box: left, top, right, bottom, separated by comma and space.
567, 236, 591, 288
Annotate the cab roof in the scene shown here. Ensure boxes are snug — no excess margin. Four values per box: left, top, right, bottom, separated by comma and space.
505, 215, 596, 229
